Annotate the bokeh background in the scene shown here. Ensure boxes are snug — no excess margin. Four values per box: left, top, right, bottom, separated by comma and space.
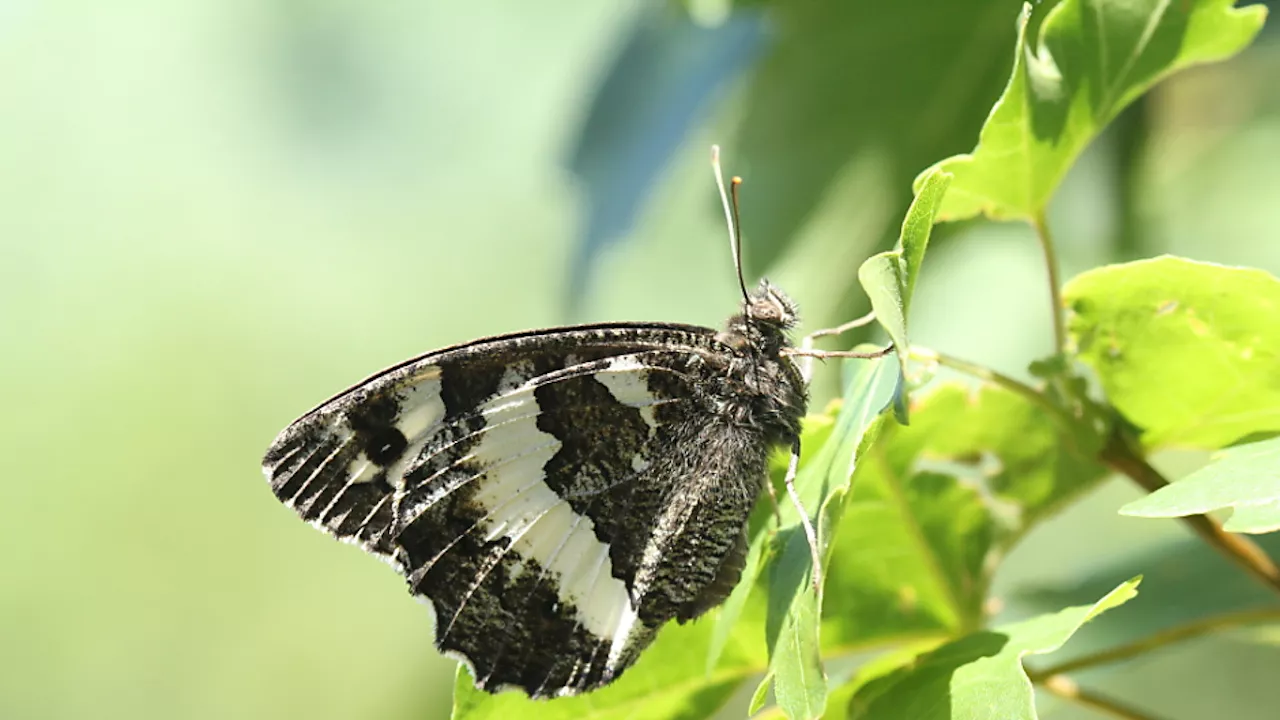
4, 2, 1279, 718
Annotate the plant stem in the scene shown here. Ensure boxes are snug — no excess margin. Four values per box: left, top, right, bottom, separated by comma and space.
1101, 427, 1280, 599
1032, 211, 1068, 354
1029, 607, 1280, 678
909, 347, 1074, 428
1035, 676, 1169, 720
914, 346, 1280, 598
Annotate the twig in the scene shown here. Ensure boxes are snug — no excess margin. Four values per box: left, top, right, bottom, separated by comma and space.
909, 347, 1072, 427
1101, 427, 1280, 599
1032, 211, 1067, 354
914, 345, 1280, 599
1035, 675, 1169, 720
1030, 607, 1280, 678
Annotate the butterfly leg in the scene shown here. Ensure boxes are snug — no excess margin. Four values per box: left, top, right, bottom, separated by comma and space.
782, 438, 824, 596
785, 311, 890, 382
804, 310, 878, 341
787, 345, 894, 360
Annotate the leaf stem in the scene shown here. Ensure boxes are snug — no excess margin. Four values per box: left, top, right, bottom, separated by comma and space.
1029, 606, 1280, 678
1100, 426, 1280, 599
914, 346, 1280, 598
909, 347, 1072, 428
1032, 211, 1067, 354
1034, 675, 1169, 720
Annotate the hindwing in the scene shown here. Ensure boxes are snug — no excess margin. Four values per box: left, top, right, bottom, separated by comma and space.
262, 323, 782, 696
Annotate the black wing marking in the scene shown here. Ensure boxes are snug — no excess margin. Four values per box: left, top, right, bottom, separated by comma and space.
263, 324, 782, 696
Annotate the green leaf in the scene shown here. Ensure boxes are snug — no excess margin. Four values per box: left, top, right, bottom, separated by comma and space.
918, 0, 1266, 222
821, 382, 1108, 653
450, 616, 753, 720
821, 642, 946, 720
749, 669, 774, 716
858, 169, 953, 354
1015, 532, 1280, 665
765, 356, 899, 719
896, 174, 946, 316
1121, 437, 1280, 533
451, 665, 490, 720
704, 514, 771, 675
733, 0, 1026, 275
1064, 256, 1280, 449
772, 587, 825, 720
858, 169, 953, 422
1224, 500, 1280, 534
843, 579, 1141, 719
1226, 623, 1280, 647
706, 411, 837, 674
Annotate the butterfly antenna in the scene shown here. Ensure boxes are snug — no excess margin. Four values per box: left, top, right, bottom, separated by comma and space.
711, 145, 752, 312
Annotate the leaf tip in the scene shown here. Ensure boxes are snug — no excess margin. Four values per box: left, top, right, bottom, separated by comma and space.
1117, 496, 1160, 517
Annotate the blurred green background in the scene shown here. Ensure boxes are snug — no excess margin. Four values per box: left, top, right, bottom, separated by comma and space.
4, 2, 1279, 718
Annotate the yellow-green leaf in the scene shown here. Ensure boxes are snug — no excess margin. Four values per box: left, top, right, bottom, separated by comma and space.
918, 0, 1266, 222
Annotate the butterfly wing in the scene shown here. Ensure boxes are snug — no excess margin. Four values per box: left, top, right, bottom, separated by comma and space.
262, 323, 791, 697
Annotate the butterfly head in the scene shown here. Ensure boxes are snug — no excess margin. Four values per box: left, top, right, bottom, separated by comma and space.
720, 278, 799, 358
744, 279, 798, 330
717, 278, 807, 444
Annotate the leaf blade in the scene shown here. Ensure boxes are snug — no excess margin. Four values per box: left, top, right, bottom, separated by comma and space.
821, 382, 1109, 653
1121, 436, 1280, 533
858, 171, 952, 363
766, 356, 899, 718
1064, 256, 1280, 449
918, 0, 1266, 222
842, 579, 1142, 720
450, 616, 752, 720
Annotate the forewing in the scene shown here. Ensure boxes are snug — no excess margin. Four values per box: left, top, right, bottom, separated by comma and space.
262, 324, 727, 696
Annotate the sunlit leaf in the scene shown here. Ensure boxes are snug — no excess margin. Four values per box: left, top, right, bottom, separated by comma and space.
858, 170, 953, 355
1064, 256, 1280, 449
450, 616, 753, 720
1226, 623, 1280, 647
1223, 500, 1280, 534
772, 586, 825, 719
817, 641, 945, 720
765, 356, 899, 719
1015, 532, 1280, 666
1122, 437, 1280, 533
749, 669, 774, 715
858, 169, 952, 422
842, 579, 1141, 719
918, 0, 1266, 222
821, 383, 1108, 653
706, 412, 837, 673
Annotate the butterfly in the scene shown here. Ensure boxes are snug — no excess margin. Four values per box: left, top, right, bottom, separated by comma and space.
260, 148, 883, 698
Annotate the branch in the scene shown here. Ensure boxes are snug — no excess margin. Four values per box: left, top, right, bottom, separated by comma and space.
915, 347, 1280, 598
1032, 211, 1067, 354
909, 347, 1076, 430
1101, 427, 1280, 599
1030, 607, 1280, 678
1035, 675, 1169, 720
